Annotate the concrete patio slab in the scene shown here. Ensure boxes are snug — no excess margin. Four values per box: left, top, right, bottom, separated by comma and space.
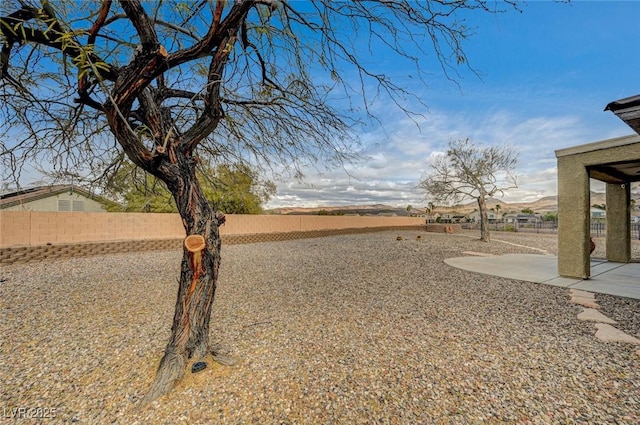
543, 276, 583, 288
590, 261, 624, 276
609, 263, 640, 277
570, 278, 640, 300
445, 254, 560, 283
445, 254, 640, 300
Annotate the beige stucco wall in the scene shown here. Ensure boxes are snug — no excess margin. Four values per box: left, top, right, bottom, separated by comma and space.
555, 134, 640, 278
2, 192, 106, 212
0, 212, 424, 248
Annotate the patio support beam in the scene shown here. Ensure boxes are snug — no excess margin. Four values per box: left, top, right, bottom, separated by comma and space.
557, 157, 591, 279
606, 182, 631, 262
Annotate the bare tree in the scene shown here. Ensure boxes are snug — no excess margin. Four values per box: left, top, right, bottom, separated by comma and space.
420, 138, 518, 242
1, 0, 519, 405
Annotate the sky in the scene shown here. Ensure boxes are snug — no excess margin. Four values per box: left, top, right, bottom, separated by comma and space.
264, 0, 640, 209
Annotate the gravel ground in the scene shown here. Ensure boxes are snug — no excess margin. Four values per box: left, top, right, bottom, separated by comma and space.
1, 230, 639, 424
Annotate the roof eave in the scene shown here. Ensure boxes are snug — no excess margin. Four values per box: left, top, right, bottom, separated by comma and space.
605, 94, 640, 135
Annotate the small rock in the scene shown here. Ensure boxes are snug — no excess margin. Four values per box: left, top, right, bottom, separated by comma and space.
191, 362, 207, 373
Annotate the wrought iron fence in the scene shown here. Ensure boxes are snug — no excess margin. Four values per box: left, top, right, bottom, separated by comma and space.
461, 220, 640, 239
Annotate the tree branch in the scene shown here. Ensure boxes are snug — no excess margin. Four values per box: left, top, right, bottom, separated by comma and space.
0, 7, 119, 82
118, 0, 159, 49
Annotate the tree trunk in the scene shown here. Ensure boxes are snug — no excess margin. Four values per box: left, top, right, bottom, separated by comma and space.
478, 195, 490, 242
140, 151, 225, 407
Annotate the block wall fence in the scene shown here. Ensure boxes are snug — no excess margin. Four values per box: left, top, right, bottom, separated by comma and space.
0, 211, 426, 264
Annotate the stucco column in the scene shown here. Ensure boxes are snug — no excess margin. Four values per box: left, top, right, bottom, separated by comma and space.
606, 182, 631, 262
557, 157, 591, 278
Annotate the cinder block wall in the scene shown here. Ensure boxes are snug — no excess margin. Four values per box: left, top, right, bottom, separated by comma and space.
1, 211, 425, 248
0, 211, 185, 247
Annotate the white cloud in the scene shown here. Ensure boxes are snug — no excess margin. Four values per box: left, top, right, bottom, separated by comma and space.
265, 106, 630, 209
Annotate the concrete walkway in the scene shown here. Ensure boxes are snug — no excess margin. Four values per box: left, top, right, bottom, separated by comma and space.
445, 254, 640, 300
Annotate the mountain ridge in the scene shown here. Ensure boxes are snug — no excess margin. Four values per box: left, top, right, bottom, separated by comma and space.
266, 191, 640, 215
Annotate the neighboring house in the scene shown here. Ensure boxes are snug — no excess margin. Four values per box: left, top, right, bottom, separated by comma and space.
516, 214, 542, 224
439, 213, 467, 223
503, 213, 518, 224
0, 185, 109, 212
590, 207, 606, 221
425, 212, 440, 223
467, 210, 500, 224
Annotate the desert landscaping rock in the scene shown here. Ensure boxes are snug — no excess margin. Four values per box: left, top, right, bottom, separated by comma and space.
570, 296, 601, 309
594, 323, 640, 345
577, 308, 617, 324
597, 293, 640, 340
569, 289, 595, 300
1, 230, 639, 424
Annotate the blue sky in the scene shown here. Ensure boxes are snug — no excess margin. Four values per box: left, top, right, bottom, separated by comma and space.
265, 0, 640, 209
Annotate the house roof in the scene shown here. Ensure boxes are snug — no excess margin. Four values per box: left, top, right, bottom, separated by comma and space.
605, 94, 640, 135
0, 185, 107, 209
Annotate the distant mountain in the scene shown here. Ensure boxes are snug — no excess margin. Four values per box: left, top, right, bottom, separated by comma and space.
265, 190, 640, 216
430, 196, 558, 215
430, 192, 610, 214
266, 204, 406, 216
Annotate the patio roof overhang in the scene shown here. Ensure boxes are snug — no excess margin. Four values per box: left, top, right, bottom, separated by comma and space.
555, 135, 640, 184
605, 94, 640, 135
554, 97, 640, 280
